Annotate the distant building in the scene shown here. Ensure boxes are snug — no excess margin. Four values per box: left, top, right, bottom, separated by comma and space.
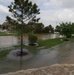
1, 22, 14, 31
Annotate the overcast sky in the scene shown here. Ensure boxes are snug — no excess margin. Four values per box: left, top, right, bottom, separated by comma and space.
0, 0, 74, 27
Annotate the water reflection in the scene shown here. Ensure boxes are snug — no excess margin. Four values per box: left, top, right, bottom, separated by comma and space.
0, 36, 18, 48
0, 33, 62, 48
38, 33, 62, 40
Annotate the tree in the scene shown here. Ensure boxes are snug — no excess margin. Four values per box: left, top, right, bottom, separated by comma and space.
27, 22, 44, 33
55, 25, 61, 32
71, 23, 74, 34
0, 24, 2, 29
44, 25, 54, 33
49, 25, 54, 33
59, 22, 73, 38
34, 23, 44, 33
44, 26, 50, 33
6, 0, 40, 56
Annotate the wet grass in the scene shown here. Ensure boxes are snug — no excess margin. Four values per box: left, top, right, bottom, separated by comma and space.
0, 49, 11, 58
25, 38, 74, 53
0, 46, 18, 58
25, 46, 38, 54
25, 38, 64, 53
0, 37, 74, 58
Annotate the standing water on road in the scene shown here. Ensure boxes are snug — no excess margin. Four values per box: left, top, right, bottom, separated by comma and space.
0, 41, 74, 74
0, 33, 68, 74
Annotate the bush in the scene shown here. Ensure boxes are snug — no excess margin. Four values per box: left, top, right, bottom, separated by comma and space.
28, 34, 38, 45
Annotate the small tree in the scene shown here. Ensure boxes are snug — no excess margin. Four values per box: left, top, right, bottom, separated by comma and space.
6, 0, 40, 56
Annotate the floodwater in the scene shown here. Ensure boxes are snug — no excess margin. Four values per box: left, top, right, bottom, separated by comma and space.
0, 33, 62, 48
0, 41, 74, 74
1, 33, 73, 74
0, 36, 18, 48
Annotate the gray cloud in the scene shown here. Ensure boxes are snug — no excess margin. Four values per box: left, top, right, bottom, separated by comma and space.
0, 5, 9, 13
50, 0, 74, 8
0, 0, 13, 5
1, 0, 74, 27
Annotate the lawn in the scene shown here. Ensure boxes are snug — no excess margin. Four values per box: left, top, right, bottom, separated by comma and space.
0, 32, 17, 36
38, 38, 63, 48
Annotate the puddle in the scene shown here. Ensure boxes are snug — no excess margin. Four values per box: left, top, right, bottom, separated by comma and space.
7, 49, 33, 60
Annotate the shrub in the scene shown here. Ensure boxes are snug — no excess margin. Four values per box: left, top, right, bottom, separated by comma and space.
28, 34, 38, 45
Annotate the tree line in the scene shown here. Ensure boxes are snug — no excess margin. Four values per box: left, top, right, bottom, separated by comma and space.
55, 22, 74, 38
0, 21, 54, 34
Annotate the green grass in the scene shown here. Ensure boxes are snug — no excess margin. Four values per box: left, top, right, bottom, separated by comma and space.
0, 46, 19, 58
24, 38, 64, 54
0, 32, 17, 36
0, 49, 11, 58
38, 38, 63, 49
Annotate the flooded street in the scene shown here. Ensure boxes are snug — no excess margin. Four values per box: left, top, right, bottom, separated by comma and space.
0, 34, 74, 74
21, 41, 74, 68
0, 41, 74, 74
